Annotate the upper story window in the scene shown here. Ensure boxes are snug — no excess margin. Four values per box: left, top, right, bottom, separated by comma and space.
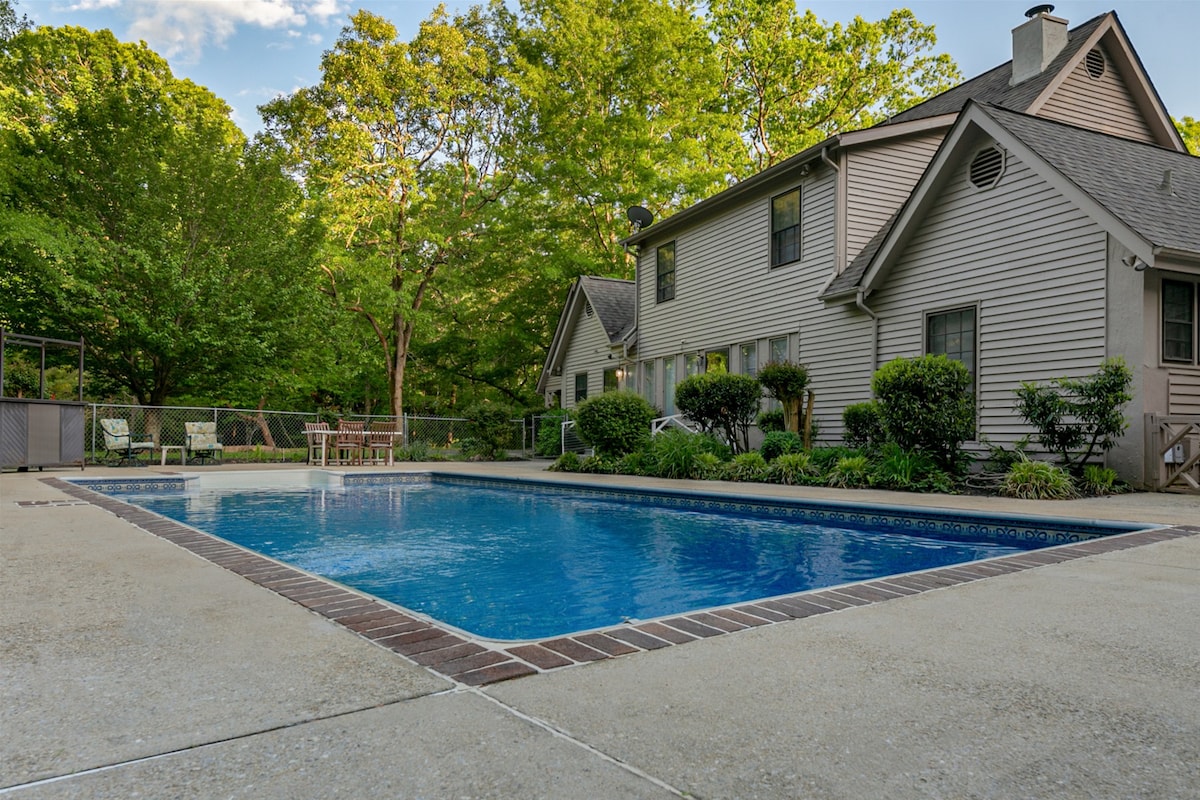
1163, 279, 1196, 364
656, 242, 675, 303
771, 188, 801, 267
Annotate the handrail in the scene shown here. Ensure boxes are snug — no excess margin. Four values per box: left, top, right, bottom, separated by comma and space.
651, 414, 699, 436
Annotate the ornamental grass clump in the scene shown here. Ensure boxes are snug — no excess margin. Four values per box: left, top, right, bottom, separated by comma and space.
1000, 457, 1076, 500
644, 428, 727, 480
727, 451, 769, 482
1080, 464, 1121, 495
826, 455, 872, 488
768, 451, 817, 485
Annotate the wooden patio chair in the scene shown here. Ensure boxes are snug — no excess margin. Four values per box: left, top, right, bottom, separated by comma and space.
364, 421, 399, 466
304, 421, 330, 465
332, 420, 365, 466
99, 418, 155, 466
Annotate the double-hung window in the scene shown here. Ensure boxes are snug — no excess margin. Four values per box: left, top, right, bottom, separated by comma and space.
574, 372, 588, 403
656, 242, 675, 303
1163, 279, 1196, 364
771, 188, 801, 267
927, 306, 977, 383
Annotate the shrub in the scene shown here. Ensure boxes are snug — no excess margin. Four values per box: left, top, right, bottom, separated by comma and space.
870, 443, 954, 493
535, 409, 572, 457
756, 408, 785, 433
871, 355, 975, 472
842, 401, 884, 450
461, 403, 514, 460
981, 435, 1030, 474
397, 439, 430, 462
809, 446, 861, 474
645, 428, 727, 480
760, 430, 804, 461
757, 361, 810, 434
1080, 464, 1120, 495
727, 451, 769, 482
675, 372, 762, 453
549, 451, 581, 472
617, 450, 653, 476
769, 452, 817, 485
1013, 358, 1133, 476
1000, 458, 1075, 500
826, 455, 872, 488
579, 454, 617, 474
694, 451, 725, 480
574, 391, 655, 457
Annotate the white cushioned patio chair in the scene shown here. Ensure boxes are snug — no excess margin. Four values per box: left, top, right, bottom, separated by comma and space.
99, 418, 155, 466
184, 421, 224, 465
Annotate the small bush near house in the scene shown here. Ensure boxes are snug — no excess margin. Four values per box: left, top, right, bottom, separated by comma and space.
461, 403, 514, 460
870, 443, 954, 493
617, 450, 653, 476
1013, 358, 1133, 476
535, 408, 572, 456
756, 408, 785, 432
579, 454, 617, 474
760, 430, 804, 461
981, 435, 1030, 473
550, 451, 581, 472
768, 451, 817, 485
809, 446, 861, 474
1000, 458, 1075, 500
694, 451, 725, 480
826, 455, 872, 488
675, 372, 762, 453
757, 361, 810, 434
574, 391, 655, 457
727, 451, 769, 482
871, 355, 975, 472
644, 428, 728, 480
842, 401, 884, 450
1080, 464, 1121, 495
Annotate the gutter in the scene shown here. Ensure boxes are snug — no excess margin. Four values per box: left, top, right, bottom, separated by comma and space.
855, 289, 880, 373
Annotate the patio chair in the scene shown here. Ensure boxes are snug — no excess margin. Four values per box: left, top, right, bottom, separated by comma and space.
184, 421, 224, 465
304, 421, 331, 465
332, 420, 365, 466
99, 418, 155, 466
364, 421, 399, 466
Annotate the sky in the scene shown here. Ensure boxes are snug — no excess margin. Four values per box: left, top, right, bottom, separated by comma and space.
19, 0, 1200, 137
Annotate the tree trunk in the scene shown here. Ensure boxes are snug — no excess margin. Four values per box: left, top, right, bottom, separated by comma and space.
782, 397, 801, 434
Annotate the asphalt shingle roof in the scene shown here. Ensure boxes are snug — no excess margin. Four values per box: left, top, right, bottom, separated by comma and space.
579, 276, 636, 343
879, 14, 1109, 126
982, 105, 1200, 255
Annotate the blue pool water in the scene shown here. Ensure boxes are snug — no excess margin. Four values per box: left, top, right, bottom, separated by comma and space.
103, 476, 1093, 640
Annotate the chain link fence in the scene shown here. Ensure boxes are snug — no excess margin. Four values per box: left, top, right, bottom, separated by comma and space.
86, 405, 531, 465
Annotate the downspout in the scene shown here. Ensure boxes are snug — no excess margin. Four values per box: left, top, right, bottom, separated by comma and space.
821, 145, 844, 274
855, 289, 879, 373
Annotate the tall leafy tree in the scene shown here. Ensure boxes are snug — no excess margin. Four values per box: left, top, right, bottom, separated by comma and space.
0, 26, 321, 406
0, 0, 30, 41
708, 0, 960, 172
262, 7, 516, 417
1176, 115, 1200, 155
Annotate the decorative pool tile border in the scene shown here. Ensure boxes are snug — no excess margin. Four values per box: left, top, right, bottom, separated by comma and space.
68, 476, 192, 494
40, 476, 1199, 688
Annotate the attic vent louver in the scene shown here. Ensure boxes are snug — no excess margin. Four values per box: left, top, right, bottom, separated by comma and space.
968, 145, 1005, 189
584, 301, 594, 318
1085, 48, 1105, 79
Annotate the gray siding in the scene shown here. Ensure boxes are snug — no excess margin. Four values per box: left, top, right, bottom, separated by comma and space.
844, 132, 944, 265
869, 146, 1110, 450
1038, 42, 1156, 143
561, 308, 616, 408
1168, 372, 1200, 415
797, 302, 875, 442
635, 169, 836, 365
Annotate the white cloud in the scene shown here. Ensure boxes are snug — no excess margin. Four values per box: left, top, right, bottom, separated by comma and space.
116, 0, 347, 63
69, 0, 122, 10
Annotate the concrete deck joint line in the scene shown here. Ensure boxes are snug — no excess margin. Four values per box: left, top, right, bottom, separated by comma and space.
471, 687, 690, 798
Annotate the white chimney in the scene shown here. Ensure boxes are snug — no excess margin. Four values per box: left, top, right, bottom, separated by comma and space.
1010, 5, 1069, 86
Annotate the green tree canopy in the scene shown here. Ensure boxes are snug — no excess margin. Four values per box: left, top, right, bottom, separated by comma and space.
0, 26, 321, 406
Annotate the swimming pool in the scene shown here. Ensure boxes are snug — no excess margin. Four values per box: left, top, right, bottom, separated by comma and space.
82, 472, 1147, 640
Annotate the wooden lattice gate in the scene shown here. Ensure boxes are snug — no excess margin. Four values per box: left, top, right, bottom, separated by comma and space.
1145, 414, 1200, 491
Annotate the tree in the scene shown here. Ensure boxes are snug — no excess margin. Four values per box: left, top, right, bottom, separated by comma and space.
1176, 115, 1200, 155
1013, 358, 1133, 476
0, 26, 321, 406
261, 7, 516, 418
675, 372, 762, 454
0, 0, 30, 41
708, 0, 960, 173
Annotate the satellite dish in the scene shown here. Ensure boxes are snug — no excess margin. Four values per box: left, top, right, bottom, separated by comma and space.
626, 206, 654, 232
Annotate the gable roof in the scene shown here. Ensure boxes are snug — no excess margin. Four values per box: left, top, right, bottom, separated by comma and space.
838, 101, 1200, 301
879, 11, 1182, 151
536, 276, 635, 395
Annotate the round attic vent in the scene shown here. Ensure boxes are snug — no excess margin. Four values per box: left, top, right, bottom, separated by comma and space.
1085, 48, 1106, 79
968, 145, 1005, 190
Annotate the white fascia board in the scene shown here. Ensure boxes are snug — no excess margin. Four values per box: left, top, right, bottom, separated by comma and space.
535, 280, 585, 395
837, 114, 957, 148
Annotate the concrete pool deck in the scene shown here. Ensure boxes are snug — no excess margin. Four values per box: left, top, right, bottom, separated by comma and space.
3, 461, 1199, 798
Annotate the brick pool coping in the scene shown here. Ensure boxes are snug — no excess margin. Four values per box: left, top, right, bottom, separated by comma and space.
37, 477, 1200, 687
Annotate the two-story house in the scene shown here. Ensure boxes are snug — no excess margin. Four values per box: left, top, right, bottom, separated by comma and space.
537, 8, 1199, 487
